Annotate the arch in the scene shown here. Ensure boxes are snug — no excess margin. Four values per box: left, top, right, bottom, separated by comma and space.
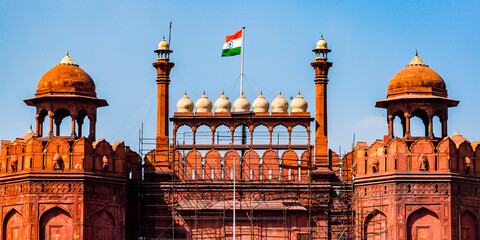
407, 207, 441, 240
195, 124, 212, 145
272, 124, 289, 145
392, 110, 405, 138
282, 150, 299, 181
299, 150, 311, 181
76, 109, 88, 137
223, 150, 241, 181
91, 209, 115, 240
40, 207, 73, 240
433, 115, 442, 138
184, 150, 202, 180
3, 209, 23, 240
262, 149, 280, 180
175, 125, 193, 145
54, 108, 71, 137
204, 150, 222, 180
460, 209, 477, 240
37, 109, 48, 137
233, 124, 251, 145
242, 150, 260, 180
213, 124, 231, 145
291, 124, 308, 145
252, 124, 269, 145
410, 108, 428, 137
363, 210, 387, 240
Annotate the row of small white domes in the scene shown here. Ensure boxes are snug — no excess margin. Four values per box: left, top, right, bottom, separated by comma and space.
177, 91, 308, 113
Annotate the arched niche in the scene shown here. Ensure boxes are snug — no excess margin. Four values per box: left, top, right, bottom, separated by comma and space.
3, 209, 23, 240
233, 124, 251, 145
363, 210, 387, 240
460, 209, 477, 240
272, 124, 288, 145
195, 124, 212, 145
91, 209, 115, 240
407, 207, 441, 240
291, 124, 308, 145
242, 150, 260, 181
184, 150, 202, 180
252, 124, 269, 145
281, 150, 299, 181
223, 150, 241, 181
262, 149, 279, 180
25, 137, 43, 170
204, 150, 221, 180
40, 207, 73, 240
214, 124, 231, 145
175, 125, 193, 145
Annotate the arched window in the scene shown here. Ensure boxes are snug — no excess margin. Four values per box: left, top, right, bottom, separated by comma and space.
252, 124, 269, 144
233, 124, 250, 145
175, 125, 193, 145
272, 125, 289, 145
195, 125, 212, 145
291, 125, 308, 145
214, 125, 231, 145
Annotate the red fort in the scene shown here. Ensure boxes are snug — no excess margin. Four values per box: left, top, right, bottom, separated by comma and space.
0, 36, 478, 240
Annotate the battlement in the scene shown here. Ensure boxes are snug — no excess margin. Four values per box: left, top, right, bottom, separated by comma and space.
0, 136, 141, 179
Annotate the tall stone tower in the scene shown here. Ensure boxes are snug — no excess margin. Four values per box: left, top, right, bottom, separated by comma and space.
153, 37, 175, 171
311, 36, 333, 167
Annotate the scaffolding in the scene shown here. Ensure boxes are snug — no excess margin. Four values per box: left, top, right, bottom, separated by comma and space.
138, 127, 357, 240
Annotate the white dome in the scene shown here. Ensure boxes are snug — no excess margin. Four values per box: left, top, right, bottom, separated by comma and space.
290, 91, 308, 112
233, 91, 251, 112
316, 35, 327, 49
158, 36, 170, 50
252, 91, 269, 113
271, 91, 289, 112
195, 91, 212, 113
176, 91, 194, 112
214, 91, 231, 113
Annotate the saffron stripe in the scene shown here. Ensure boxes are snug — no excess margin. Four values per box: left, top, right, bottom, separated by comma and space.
225, 30, 243, 42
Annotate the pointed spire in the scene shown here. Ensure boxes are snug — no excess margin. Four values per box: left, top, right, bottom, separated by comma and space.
260, 90, 263, 96
407, 51, 428, 67
184, 90, 187, 95
203, 90, 205, 95
222, 90, 224, 95
279, 90, 282, 95
58, 50, 78, 66
298, 90, 301, 95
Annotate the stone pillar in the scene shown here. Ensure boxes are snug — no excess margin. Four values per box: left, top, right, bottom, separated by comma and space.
71, 113, 77, 138
48, 111, 54, 137
428, 115, 434, 138
388, 115, 394, 139
442, 119, 448, 137
77, 118, 84, 138
404, 113, 411, 138
311, 56, 332, 167
88, 115, 96, 141
153, 54, 175, 169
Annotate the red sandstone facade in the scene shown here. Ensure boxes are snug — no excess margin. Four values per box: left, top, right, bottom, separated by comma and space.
349, 54, 480, 239
1, 34, 479, 240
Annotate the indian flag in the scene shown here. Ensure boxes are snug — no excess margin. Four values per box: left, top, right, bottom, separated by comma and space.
222, 29, 243, 57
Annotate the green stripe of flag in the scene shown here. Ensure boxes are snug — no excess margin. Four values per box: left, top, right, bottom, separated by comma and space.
222, 47, 241, 57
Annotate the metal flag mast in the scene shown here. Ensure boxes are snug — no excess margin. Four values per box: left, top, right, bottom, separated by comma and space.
240, 27, 245, 95
233, 157, 236, 239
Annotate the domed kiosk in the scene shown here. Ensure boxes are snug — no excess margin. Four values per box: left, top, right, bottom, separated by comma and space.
23, 51, 108, 140
375, 52, 459, 139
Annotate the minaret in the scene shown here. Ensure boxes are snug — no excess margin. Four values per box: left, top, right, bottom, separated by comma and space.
311, 36, 332, 168
153, 36, 174, 167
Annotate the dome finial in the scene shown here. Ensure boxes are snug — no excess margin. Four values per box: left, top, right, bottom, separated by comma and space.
58, 50, 78, 66
184, 90, 187, 95
241, 90, 244, 96
298, 90, 301, 95
222, 90, 224, 95
260, 90, 263, 96
203, 90, 205, 95
279, 90, 282, 95
321, 34, 324, 39
415, 49, 418, 56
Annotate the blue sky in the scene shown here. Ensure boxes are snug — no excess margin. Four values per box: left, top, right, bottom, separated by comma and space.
1, 1, 479, 154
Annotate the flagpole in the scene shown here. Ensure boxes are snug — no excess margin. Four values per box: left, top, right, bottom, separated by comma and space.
240, 27, 245, 95
233, 158, 236, 239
